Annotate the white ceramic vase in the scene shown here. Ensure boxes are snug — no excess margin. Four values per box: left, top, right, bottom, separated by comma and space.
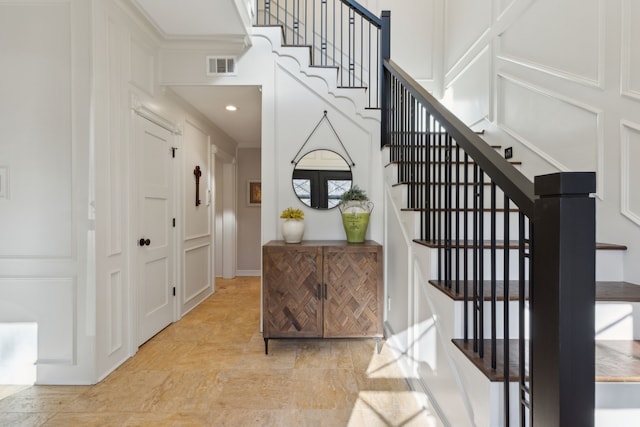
281, 219, 305, 243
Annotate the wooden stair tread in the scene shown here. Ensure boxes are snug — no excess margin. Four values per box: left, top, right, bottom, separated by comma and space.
392, 181, 514, 187
595, 242, 629, 250
384, 143, 498, 149
309, 65, 339, 70
429, 279, 527, 301
452, 339, 640, 382
385, 129, 486, 137
401, 207, 520, 213
595, 281, 640, 302
429, 280, 640, 303
414, 239, 520, 249
282, 43, 312, 48
414, 239, 627, 251
596, 340, 640, 382
386, 160, 521, 166
452, 339, 519, 381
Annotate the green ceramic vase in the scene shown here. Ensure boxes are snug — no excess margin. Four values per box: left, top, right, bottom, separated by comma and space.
339, 201, 374, 243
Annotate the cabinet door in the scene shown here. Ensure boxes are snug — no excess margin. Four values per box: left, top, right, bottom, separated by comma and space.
323, 245, 383, 338
263, 245, 323, 338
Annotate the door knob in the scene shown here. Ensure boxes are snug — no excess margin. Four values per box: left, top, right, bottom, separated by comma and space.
139, 238, 151, 246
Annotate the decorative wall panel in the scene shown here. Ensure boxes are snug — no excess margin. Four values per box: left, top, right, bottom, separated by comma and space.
0, 166, 8, 199
443, 46, 491, 126
184, 244, 210, 303
0, 278, 75, 364
108, 270, 123, 355
0, 3, 73, 257
498, 0, 516, 16
621, 121, 640, 226
107, 17, 123, 256
621, 0, 640, 99
498, 74, 602, 192
184, 121, 211, 240
130, 37, 155, 96
499, 0, 603, 87
445, 0, 492, 73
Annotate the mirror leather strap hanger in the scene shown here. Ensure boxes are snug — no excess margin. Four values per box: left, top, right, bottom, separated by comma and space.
291, 110, 356, 167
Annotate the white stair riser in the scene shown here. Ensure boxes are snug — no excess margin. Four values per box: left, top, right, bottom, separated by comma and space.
428, 247, 527, 281
407, 189, 518, 210
595, 302, 640, 340
449, 300, 638, 341
401, 210, 523, 241
424, 246, 624, 282
452, 300, 529, 341
596, 250, 624, 281
385, 162, 522, 183
389, 183, 409, 208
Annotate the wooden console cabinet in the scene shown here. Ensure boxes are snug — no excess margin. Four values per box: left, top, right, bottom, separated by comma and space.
262, 240, 383, 354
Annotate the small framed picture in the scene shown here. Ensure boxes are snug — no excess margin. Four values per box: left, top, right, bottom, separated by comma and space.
248, 180, 261, 206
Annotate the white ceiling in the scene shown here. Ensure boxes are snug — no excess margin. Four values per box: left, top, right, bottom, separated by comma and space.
132, 0, 250, 39
132, 0, 261, 148
171, 85, 262, 148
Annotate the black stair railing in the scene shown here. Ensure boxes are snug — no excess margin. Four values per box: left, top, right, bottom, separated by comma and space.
383, 58, 596, 427
255, 0, 384, 109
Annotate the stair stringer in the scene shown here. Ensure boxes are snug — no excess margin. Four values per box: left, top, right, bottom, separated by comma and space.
383, 144, 522, 426
383, 167, 477, 426
252, 26, 379, 122
413, 242, 521, 427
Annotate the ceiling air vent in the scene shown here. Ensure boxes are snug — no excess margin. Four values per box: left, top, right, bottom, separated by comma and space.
207, 56, 237, 76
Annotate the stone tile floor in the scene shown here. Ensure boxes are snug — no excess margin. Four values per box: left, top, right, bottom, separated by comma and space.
0, 277, 439, 426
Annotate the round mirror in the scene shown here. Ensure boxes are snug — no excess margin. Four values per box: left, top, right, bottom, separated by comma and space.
292, 149, 352, 209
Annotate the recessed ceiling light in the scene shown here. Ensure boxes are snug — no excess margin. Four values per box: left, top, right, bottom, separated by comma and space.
225, 105, 238, 111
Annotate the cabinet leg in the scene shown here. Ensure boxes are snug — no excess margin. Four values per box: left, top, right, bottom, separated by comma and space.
264, 338, 269, 355
376, 337, 382, 354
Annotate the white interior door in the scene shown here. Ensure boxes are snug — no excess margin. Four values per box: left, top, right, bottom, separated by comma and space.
137, 116, 175, 345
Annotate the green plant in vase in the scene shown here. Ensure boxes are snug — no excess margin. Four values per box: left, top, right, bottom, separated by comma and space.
338, 185, 373, 243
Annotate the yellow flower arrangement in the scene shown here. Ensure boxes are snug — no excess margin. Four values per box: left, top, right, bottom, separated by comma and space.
280, 207, 304, 220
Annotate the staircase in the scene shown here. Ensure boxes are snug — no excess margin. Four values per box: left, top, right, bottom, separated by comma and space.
385, 157, 640, 426
252, 1, 640, 425
380, 71, 640, 426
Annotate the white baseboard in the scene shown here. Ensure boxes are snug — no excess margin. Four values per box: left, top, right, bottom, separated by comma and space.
236, 270, 261, 277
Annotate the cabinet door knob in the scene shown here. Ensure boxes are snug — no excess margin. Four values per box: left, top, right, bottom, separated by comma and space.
317, 284, 322, 300
323, 284, 328, 300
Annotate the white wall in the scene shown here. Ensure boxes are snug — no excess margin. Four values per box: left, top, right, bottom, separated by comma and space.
237, 148, 261, 275
181, 118, 213, 315
0, 0, 94, 385
393, 0, 640, 283
364, 0, 442, 95
0, 0, 240, 384
367, 1, 640, 287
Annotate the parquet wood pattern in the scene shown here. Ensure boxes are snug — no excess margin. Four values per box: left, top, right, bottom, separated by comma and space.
0, 277, 437, 426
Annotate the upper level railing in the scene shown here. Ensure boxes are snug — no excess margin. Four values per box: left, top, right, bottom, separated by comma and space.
255, 0, 388, 109
383, 57, 597, 427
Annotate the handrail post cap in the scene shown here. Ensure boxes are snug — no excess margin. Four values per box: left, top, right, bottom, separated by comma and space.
534, 172, 596, 197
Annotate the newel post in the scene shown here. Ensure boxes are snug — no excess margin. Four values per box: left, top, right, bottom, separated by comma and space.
380, 10, 390, 149
532, 172, 596, 427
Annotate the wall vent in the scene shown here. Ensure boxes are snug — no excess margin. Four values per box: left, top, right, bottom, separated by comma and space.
206, 56, 237, 75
